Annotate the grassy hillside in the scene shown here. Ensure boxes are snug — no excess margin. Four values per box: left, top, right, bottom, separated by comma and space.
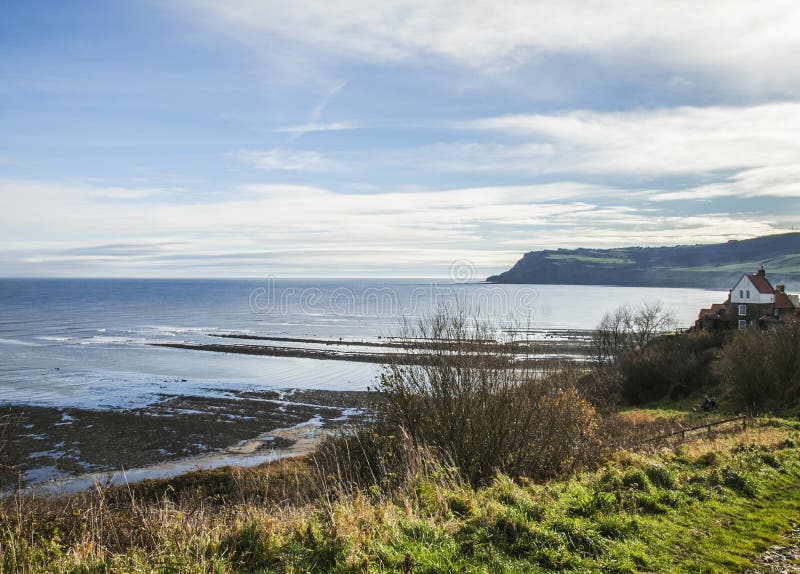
487, 233, 800, 288
2, 416, 798, 573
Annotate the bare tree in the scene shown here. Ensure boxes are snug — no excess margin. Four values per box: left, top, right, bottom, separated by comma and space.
631, 301, 676, 348
593, 304, 634, 366
592, 301, 675, 365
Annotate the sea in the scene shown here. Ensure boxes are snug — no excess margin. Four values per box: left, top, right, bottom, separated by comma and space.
0, 278, 727, 412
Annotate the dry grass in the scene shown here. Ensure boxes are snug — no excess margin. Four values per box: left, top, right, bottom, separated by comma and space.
1, 418, 798, 573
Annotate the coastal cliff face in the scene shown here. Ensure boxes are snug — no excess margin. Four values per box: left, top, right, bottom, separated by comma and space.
487, 233, 800, 289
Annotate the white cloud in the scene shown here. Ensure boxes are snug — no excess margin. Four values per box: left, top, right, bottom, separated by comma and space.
499, 214, 780, 247
649, 165, 800, 201
0, 178, 787, 276
176, 0, 800, 92
460, 103, 800, 180
235, 149, 341, 171
273, 121, 357, 135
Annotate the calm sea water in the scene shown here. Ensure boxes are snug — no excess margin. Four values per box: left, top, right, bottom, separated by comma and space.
0, 279, 726, 410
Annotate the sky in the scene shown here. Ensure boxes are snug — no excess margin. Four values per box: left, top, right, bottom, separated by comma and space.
1, 0, 800, 278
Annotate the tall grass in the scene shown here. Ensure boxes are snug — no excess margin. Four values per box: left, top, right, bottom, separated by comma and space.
1, 421, 797, 573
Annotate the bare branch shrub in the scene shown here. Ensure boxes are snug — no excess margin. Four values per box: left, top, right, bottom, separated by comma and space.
372, 307, 605, 486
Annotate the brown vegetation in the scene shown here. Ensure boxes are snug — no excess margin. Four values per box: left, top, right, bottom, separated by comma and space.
713, 321, 800, 413
314, 309, 607, 488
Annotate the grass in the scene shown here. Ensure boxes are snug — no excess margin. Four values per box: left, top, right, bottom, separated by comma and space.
547, 254, 635, 265
1, 418, 799, 573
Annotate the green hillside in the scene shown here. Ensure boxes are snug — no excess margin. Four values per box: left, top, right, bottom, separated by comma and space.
487, 233, 800, 289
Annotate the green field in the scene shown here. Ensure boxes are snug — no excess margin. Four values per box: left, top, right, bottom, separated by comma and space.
547, 254, 635, 265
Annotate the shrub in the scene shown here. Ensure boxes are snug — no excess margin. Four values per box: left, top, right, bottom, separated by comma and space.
377, 308, 606, 486
588, 303, 725, 406
713, 322, 800, 412
617, 330, 722, 404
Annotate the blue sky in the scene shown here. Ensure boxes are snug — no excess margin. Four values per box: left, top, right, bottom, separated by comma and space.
2, 0, 799, 277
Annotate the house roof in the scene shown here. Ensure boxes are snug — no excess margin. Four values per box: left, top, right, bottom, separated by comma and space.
698, 302, 729, 319
745, 273, 774, 294
775, 290, 796, 309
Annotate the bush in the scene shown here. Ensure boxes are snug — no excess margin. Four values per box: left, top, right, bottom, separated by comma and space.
376, 308, 606, 486
713, 322, 800, 412
587, 302, 726, 406
617, 330, 722, 405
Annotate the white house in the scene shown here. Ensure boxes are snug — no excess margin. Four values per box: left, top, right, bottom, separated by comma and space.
729, 266, 774, 305
696, 266, 798, 331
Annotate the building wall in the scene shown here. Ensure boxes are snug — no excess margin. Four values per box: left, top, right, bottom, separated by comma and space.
730, 276, 774, 304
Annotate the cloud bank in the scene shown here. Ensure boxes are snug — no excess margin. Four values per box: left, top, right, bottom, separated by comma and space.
178, 0, 800, 93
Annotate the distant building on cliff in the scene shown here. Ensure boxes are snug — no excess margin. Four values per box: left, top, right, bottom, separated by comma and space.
695, 266, 799, 330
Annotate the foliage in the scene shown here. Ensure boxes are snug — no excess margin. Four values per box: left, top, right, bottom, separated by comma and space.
713, 321, 800, 412
617, 330, 723, 404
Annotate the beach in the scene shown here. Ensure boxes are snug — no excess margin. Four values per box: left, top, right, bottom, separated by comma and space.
1, 387, 370, 492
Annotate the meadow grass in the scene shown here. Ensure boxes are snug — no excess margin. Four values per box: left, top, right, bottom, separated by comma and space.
1, 418, 799, 573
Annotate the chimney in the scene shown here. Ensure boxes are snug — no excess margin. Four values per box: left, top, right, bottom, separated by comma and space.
777, 282, 786, 292
758, 265, 766, 277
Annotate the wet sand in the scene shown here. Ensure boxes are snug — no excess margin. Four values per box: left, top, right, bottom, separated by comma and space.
0, 388, 371, 491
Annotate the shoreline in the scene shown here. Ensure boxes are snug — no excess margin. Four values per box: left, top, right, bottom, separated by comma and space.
0, 387, 371, 493
10, 418, 327, 497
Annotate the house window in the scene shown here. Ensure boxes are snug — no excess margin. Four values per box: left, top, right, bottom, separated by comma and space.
739, 290, 744, 298
746, 290, 750, 299
775, 308, 780, 317
738, 304, 747, 316
738, 319, 746, 330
